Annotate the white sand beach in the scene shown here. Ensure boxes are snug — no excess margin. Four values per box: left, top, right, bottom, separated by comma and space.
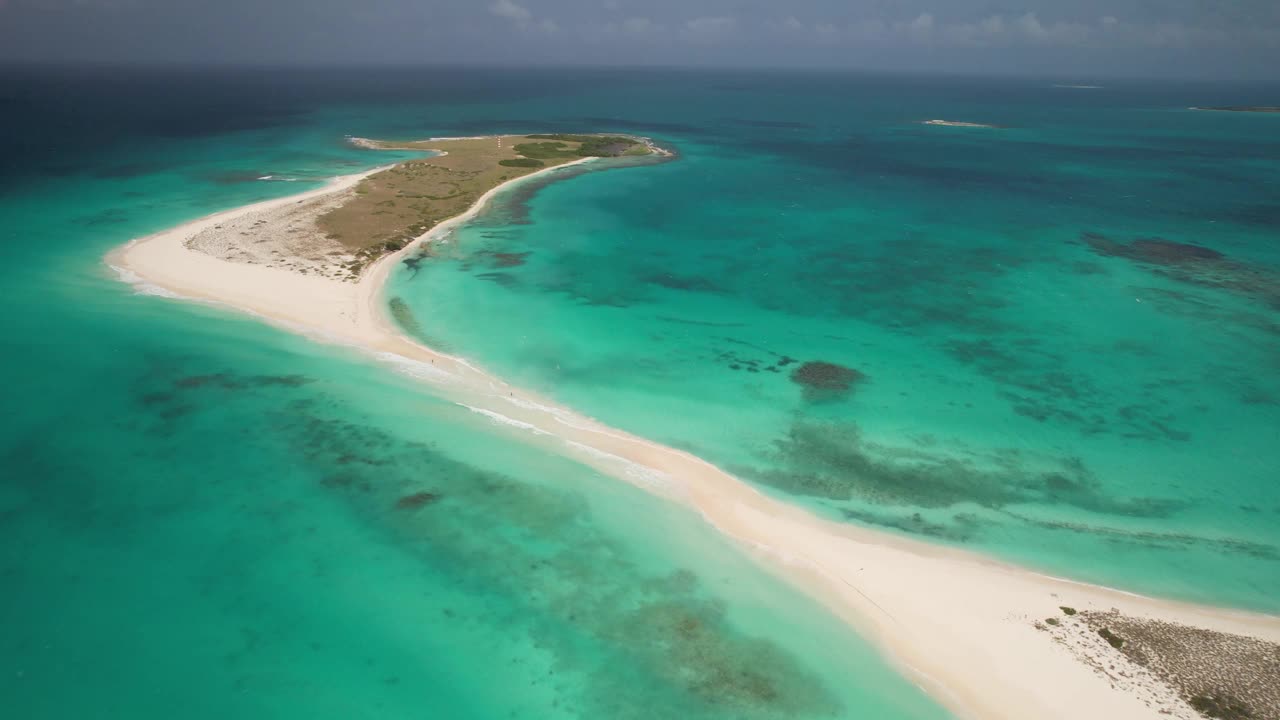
108, 150, 1280, 720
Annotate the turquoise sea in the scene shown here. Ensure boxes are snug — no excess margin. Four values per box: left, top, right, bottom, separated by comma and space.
1, 66, 1277, 718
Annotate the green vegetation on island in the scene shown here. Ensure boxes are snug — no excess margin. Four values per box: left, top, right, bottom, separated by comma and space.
1097, 627, 1125, 649
1190, 694, 1254, 720
498, 158, 545, 168
323, 134, 659, 275
512, 141, 580, 159
515, 138, 642, 160
525, 134, 652, 157
1069, 610, 1280, 720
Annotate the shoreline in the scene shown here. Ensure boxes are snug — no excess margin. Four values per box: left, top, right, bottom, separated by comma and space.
108, 146, 1280, 720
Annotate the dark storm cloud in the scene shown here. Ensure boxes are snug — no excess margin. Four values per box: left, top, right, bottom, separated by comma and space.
1, 0, 1278, 79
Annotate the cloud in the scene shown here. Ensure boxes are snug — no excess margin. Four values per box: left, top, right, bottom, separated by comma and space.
774, 11, 1277, 51
621, 16, 653, 34
814, 21, 840, 42
1, 0, 1277, 79
1014, 13, 1047, 40
903, 13, 933, 42
587, 14, 666, 40
489, 0, 531, 23
684, 15, 735, 38
489, 0, 556, 33
18, 0, 141, 8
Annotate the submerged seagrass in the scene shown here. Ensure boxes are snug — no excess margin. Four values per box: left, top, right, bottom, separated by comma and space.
385, 71, 1280, 616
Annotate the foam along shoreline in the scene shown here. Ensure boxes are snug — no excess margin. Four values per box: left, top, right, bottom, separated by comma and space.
109, 146, 1280, 720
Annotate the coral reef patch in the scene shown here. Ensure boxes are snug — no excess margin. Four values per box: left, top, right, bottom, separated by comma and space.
789, 362, 866, 401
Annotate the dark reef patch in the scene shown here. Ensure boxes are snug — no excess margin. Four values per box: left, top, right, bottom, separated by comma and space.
645, 272, 722, 293
1082, 233, 1224, 265
710, 340, 800, 377
943, 336, 1193, 442
535, 272, 640, 307
1080, 232, 1280, 310
394, 491, 441, 510
386, 295, 453, 351
1070, 260, 1108, 276
780, 235, 1023, 334
743, 419, 1182, 519
840, 507, 981, 542
659, 316, 747, 329
789, 362, 865, 401
487, 251, 529, 268
75, 208, 131, 227
1132, 287, 1280, 340
1004, 510, 1280, 560
400, 244, 435, 276
173, 373, 312, 391
465, 249, 531, 269
475, 271, 518, 289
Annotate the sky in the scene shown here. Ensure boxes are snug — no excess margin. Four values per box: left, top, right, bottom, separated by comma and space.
2, 0, 1279, 80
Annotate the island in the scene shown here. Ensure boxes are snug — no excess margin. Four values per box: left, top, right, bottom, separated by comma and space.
182, 133, 663, 283
111, 131, 670, 383
1190, 106, 1280, 113
920, 119, 1000, 128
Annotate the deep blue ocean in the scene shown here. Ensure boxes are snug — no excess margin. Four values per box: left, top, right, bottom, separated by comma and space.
3, 65, 1279, 718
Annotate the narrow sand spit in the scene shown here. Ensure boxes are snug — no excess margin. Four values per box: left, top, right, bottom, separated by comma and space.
108, 151, 1280, 720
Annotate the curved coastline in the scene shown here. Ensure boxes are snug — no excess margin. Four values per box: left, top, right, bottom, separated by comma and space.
107, 142, 1280, 720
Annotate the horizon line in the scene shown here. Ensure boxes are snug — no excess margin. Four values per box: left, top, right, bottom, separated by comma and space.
2, 59, 1277, 86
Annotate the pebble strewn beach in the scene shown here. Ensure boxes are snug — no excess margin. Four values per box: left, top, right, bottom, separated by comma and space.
186, 188, 361, 281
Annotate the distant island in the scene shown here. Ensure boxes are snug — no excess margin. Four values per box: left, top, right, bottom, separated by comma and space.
921, 119, 999, 128
1052, 84, 1103, 89
1190, 106, 1280, 113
